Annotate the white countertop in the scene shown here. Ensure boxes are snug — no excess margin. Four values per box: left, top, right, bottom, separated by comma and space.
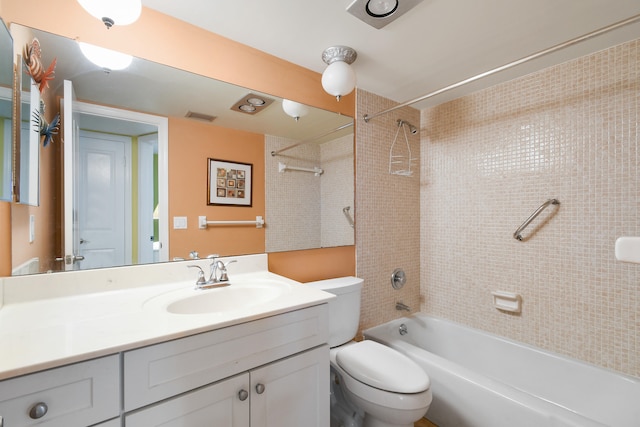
0, 254, 333, 380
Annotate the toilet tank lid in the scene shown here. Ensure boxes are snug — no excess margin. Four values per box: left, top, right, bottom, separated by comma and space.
336, 340, 430, 393
306, 276, 363, 295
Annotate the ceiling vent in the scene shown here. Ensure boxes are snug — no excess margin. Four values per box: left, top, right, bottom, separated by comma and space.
185, 111, 217, 122
231, 93, 275, 115
346, 0, 423, 29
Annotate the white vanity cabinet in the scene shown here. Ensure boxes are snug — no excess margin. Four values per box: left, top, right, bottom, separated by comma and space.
123, 304, 329, 426
0, 303, 329, 427
125, 345, 328, 427
0, 355, 120, 427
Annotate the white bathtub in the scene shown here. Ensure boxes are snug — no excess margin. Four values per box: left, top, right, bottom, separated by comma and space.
364, 315, 640, 427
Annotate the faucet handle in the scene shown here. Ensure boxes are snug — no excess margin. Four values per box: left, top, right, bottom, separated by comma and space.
216, 259, 237, 282
188, 265, 207, 287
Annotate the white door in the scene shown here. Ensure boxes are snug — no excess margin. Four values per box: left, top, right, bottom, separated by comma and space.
251, 346, 329, 427
77, 131, 131, 270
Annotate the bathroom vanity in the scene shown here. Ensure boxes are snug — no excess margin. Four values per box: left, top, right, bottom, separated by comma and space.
0, 254, 332, 426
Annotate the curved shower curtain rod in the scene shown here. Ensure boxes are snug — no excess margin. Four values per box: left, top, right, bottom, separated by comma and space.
363, 13, 640, 123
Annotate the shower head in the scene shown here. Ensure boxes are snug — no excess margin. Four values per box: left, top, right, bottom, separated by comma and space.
398, 119, 418, 135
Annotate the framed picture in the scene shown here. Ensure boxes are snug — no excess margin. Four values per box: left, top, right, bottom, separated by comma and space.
207, 158, 253, 206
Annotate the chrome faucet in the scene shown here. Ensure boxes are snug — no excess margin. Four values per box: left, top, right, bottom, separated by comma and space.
188, 258, 234, 290
395, 302, 410, 312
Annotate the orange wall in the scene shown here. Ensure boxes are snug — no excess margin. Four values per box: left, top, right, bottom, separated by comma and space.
0, 0, 355, 279
268, 246, 355, 283
10, 75, 62, 274
168, 117, 265, 259
0, 201, 9, 275
0, 0, 354, 115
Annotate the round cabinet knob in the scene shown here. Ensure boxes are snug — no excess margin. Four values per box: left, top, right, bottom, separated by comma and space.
29, 402, 48, 419
238, 389, 249, 401
255, 383, 266, 394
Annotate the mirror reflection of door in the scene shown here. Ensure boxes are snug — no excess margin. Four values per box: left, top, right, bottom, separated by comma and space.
77, 130, 129, 269
62, 80, 168, 271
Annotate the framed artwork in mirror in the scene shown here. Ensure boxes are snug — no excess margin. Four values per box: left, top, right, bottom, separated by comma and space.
207, 158, 253, 206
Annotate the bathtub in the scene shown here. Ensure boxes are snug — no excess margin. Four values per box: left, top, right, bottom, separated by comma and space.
364, 315, 640, 427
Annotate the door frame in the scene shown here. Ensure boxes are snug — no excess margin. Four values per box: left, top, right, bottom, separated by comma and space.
68, 101, 169, 263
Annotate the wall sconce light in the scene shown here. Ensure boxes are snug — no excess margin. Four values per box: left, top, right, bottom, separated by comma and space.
79, 42, 133, 71
77, 0, 142, 29
321, 46, 357, 101
282, 99, 310, 121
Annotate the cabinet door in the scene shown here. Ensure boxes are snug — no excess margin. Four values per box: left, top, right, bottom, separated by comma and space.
125, 373, 250, 427
0, 355, 120, 427
251, 345, 329, 427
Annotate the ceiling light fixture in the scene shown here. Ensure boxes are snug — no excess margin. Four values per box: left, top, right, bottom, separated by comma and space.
321, 46, 357, 101
77, 0, 142, 29
79, 42, 133, 71
231, 93, 275, 115
282, 99, 310, 121
347, 0, 423, 29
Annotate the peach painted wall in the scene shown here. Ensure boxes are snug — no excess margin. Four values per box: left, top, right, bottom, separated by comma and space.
0, 202, 9, 275
268, 246, 355, 283
0, 0, 355, 279
10, 77, 62, 274
168, 117, 265, 259
0, 0, 354, 115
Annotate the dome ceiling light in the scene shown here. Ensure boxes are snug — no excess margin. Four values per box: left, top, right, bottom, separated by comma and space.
321, 46, 357, 101
79, 42, 133, 71
346, 0, 424, 29
77, 0, 142, 29
282, 99, 310, 121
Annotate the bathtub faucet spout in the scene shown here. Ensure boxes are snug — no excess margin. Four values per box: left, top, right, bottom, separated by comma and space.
395, 302, 410, 311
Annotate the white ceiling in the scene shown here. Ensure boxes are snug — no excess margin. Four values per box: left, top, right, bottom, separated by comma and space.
141, 0, 640, 110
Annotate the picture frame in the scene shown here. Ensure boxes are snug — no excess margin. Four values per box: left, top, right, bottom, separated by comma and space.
207, 158, 253, 206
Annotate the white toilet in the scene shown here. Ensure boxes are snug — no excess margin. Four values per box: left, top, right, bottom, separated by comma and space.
307, 277, 432, 427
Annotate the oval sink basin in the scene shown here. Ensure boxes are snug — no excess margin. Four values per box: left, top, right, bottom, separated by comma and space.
165, 283, 288, 315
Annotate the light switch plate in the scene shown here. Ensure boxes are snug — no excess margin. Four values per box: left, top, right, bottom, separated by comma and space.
173, 216, 188, 229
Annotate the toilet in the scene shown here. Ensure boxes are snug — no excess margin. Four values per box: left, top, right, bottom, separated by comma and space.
307, 277, 432, 427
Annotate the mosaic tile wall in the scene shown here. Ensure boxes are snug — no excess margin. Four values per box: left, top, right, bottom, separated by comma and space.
265, 136, 321, 252
320, 134, 355, 248
355, 92, 421, 335
266, 134, 354, 252
421, 39, 639, 377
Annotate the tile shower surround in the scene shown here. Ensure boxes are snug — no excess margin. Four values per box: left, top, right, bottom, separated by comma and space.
356, 37, 639, 378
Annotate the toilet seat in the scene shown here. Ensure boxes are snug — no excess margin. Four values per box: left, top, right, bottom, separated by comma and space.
336, 340, 430, 393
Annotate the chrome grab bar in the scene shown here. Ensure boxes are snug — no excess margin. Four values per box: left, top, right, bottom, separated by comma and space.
514, 199, 560, 241
343, 206, 355, 228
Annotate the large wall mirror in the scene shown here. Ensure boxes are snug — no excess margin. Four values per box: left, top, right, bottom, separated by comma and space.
8, 24, 354, 277
0, 19, 13, 203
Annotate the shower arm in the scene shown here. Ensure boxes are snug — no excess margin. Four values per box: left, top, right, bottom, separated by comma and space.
363, 13, 640, 123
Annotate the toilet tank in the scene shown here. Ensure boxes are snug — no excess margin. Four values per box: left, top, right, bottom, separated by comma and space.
306, 276, 363, 347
